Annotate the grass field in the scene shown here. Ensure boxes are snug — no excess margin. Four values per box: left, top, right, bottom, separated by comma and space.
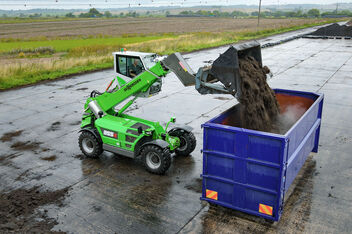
0, 35, 169, 53
0, 17, 346, 90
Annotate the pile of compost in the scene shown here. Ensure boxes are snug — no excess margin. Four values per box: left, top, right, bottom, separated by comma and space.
308, 23, 352, 37
237, 56, 280, 132
0, 186, 68, 233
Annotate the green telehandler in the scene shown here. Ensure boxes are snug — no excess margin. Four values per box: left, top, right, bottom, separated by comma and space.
78, 41, 261, 174
79, 50, 198, 174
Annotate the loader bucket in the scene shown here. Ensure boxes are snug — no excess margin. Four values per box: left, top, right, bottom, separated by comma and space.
162, 53, 196, 87
210, 41, 262, 98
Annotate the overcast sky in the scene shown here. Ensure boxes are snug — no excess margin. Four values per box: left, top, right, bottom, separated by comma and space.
0, 0, 351, 10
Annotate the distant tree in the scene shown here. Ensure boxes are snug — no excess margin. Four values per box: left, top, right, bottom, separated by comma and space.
165, 11, 170, 16
2, 14, 7, 18
119, 12, 124, 17
79, 8, 103, 18
29, 13, 41, 18
65, 12, 75, 18
104, 11, 112, 18
251, 11, 259, 16
89, 8, 102, 16
307, 9, 320, 18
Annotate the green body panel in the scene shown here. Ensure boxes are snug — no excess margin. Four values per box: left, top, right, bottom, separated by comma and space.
81, 60, 180, 156
94, 114, 180, 152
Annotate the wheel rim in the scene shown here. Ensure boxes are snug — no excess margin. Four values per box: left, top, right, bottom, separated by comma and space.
178, 136, 187, 151
146, 152, 161, 170
82, 138, 94, 154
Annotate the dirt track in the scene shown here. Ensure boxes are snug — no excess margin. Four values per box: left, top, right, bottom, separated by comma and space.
0, 18, 330, 39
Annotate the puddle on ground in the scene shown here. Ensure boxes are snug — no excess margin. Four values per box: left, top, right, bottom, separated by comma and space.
184, 178, 202, 193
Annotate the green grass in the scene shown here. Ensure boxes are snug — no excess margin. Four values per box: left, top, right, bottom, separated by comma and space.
0, 57, 113, 89
0, 35, 172, 53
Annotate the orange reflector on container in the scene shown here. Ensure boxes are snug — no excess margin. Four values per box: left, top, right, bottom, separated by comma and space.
259, 204, 273, 216
206, 189, 218, 200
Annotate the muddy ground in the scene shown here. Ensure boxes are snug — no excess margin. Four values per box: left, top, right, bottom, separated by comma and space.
0, 187, 68, 233
0, 33, 352, 233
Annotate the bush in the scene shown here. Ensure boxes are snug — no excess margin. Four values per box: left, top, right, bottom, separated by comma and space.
8, 46, 56, 55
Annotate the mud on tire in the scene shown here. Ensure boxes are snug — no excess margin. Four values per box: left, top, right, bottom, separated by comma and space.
78, 131, 103, 158
141, 145, 171, 175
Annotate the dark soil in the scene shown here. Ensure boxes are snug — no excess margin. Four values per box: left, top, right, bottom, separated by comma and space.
40, 155, 57, 161
0, 130, 23, 142
237, 56, 279, 131
309, 23, 352, 37
11, 141, 42, 151
0, 186, 68, 233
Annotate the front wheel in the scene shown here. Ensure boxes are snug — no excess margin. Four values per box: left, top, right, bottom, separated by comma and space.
170, 130, 196, 156
141, 145, 171, 175
78, 131, 103, 158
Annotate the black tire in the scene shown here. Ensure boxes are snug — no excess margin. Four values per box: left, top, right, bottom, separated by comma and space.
141, 145, 171, 175
78, 131, 103, 158
170, 130, 197, 156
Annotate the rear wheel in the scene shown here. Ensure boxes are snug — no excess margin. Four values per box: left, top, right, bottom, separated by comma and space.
170, 130, 197, 156
141, 145, 171, 175
78, 131, 103, 158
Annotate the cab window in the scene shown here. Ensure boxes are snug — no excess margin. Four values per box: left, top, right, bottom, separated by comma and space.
127, 57, 144, 78
117, 56, 127, 76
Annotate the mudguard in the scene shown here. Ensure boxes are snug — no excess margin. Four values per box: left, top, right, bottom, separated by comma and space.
79, 128, 102, 143
135, 138, 169, 157
141, 139, 169, 149
168, 125, 193, 134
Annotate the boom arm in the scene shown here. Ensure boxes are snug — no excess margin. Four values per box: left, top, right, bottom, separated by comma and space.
85, 61, 168, 117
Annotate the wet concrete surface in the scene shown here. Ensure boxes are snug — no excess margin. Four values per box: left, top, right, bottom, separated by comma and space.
1, 32, 352, 233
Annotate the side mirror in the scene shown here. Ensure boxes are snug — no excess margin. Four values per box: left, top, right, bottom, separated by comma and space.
137, 127, 143, 134
171, 117, 176, 123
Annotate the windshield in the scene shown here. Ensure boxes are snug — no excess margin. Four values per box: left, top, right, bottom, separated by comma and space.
142, 54, 157, 70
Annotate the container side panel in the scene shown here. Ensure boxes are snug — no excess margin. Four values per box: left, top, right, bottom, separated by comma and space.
205, 153, 234, 180
247, 162, 281, 191
285, 120, 320, 191
244, 188, 278, 219
204, 128, 236, 155
204, 177, 234, 205
247, 135, 282, 164
286, 96, 320, 159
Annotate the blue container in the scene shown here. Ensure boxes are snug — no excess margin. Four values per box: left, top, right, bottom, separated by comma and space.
201, 89, 324, 221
